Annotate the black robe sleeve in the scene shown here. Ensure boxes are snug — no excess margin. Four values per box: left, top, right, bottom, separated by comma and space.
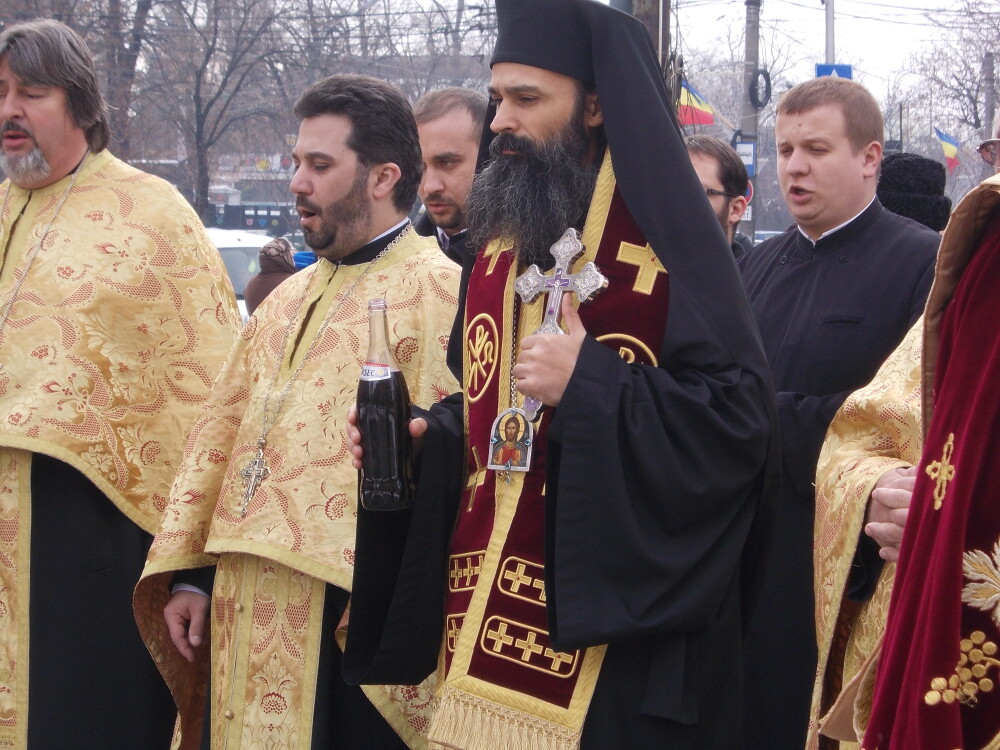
544, 333, 773, 650
342, 393, 465, 685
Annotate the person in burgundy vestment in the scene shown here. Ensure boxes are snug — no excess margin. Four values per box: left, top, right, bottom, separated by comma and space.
345, 1, 778, 748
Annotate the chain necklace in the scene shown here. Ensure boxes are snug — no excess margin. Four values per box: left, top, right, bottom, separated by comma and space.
0, 153, 89, 370
509, 294, 521, 412
238, 223, 411, 515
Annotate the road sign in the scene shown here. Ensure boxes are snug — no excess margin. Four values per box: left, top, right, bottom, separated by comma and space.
815, 64, 853, 79
735, 141, 755, 178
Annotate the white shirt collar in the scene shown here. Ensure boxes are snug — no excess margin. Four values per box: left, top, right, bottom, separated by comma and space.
796, 195, 876, 245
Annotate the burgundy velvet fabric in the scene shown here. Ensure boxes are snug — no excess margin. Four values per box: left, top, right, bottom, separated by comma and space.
863, 213, 1000, 749
449, 186, 670, 705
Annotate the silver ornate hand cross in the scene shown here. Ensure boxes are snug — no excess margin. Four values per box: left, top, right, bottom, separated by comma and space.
514, 228, 608, 421
239, 439, 271, 516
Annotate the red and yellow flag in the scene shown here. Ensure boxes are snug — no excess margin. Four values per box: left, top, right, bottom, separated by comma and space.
678, 79, 715, 126
933, 127, 959, 173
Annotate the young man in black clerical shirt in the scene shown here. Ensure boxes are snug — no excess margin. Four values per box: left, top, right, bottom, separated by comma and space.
413, 87, 488, 379
738, 75, 940, 750
413, 87, 487, 265
345, 1, 779, 748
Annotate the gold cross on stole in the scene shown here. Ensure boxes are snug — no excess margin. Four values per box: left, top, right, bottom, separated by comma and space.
465, 447, 487, 511
925, 432, 956, 510
483, 239, 512, 276
515, 630, 544, 662
503, 562, 533, 593
617, 241, 666, 295
486, 621, 514, 652
544, 647, 574, 672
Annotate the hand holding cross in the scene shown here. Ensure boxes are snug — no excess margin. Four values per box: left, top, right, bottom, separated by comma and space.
513, 229, 607, 419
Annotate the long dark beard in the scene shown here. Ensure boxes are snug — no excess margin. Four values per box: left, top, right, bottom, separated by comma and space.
465, 115, 598, 266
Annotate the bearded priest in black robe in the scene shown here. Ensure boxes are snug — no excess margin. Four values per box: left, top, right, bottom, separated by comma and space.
344, 1, 778, 747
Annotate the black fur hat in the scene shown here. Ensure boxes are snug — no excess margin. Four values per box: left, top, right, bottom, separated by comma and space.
877, 152, 952, 232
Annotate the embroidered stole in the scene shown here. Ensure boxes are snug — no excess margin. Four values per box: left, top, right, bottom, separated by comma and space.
428, 154, 670, 750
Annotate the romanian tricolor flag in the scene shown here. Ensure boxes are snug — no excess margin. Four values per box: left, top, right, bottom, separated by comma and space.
933, 127, 960, 173
678, 79, 715, 126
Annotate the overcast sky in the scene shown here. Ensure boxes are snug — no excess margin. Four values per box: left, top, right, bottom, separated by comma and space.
671, 0, 960, 97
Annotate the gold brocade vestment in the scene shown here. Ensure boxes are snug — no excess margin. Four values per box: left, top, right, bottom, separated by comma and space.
0, 149, 241, 748
135, 229, 459, 750
809, 320, 923, 748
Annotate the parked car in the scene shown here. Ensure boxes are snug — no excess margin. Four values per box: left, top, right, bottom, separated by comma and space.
206, 227, 271, 320
753, 230, 783, 245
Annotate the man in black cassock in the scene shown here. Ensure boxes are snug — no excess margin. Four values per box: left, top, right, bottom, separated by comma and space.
411, 87, 489, 380
345, 0, 778, 747
738, 76, 940, 750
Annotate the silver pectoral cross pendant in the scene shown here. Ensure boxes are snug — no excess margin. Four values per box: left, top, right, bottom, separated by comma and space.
239, 439, 271, 516
513, 228, 608, 421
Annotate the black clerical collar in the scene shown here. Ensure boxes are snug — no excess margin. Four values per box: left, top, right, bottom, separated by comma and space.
438, 226, 467, 250
337, 220, 410, 266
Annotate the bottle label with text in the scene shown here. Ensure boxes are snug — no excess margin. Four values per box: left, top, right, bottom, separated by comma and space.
360, 362, 392, 381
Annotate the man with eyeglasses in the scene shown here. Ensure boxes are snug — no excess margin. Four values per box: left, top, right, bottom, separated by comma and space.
685, 135, 752, 258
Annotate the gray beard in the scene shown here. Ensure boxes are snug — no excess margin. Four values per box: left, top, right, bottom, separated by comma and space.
465, 127, 598, 266
0, 145, 51, 187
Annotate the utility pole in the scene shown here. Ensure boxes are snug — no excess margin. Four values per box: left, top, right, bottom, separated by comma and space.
615, 0, 671, 73
825, 0, 834, 64
740, 0, 761, 238
984, 52, 996, 139
984, 52, 996, 179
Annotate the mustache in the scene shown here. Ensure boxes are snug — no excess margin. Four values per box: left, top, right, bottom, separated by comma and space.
1, 121, 33, 138
295, 196, 321, 214
489, 132, 541, 160
465, 126, 597, 261
422, 192, 457, 205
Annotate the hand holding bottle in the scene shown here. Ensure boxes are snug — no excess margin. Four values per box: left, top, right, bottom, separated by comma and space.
347, 406, 426, 470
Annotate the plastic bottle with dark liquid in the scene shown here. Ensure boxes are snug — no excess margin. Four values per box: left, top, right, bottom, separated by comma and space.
357, 298, 415, 510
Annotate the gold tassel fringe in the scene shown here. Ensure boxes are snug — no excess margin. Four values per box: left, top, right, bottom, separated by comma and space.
427, 686, 579, 750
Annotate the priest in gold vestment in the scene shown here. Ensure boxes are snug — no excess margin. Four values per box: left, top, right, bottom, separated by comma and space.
134, 75, 459, 750
0, 20, 240, 749
809, 321, 923, 749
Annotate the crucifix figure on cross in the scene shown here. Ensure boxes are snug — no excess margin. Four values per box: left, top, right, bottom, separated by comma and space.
514, 228, 608, 421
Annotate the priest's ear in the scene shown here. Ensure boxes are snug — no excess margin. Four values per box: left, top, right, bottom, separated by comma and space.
369, 162, 402, 201
583, 91, 603, 129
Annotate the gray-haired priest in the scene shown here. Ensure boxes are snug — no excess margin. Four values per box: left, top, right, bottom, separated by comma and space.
0, 19, 239, 749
